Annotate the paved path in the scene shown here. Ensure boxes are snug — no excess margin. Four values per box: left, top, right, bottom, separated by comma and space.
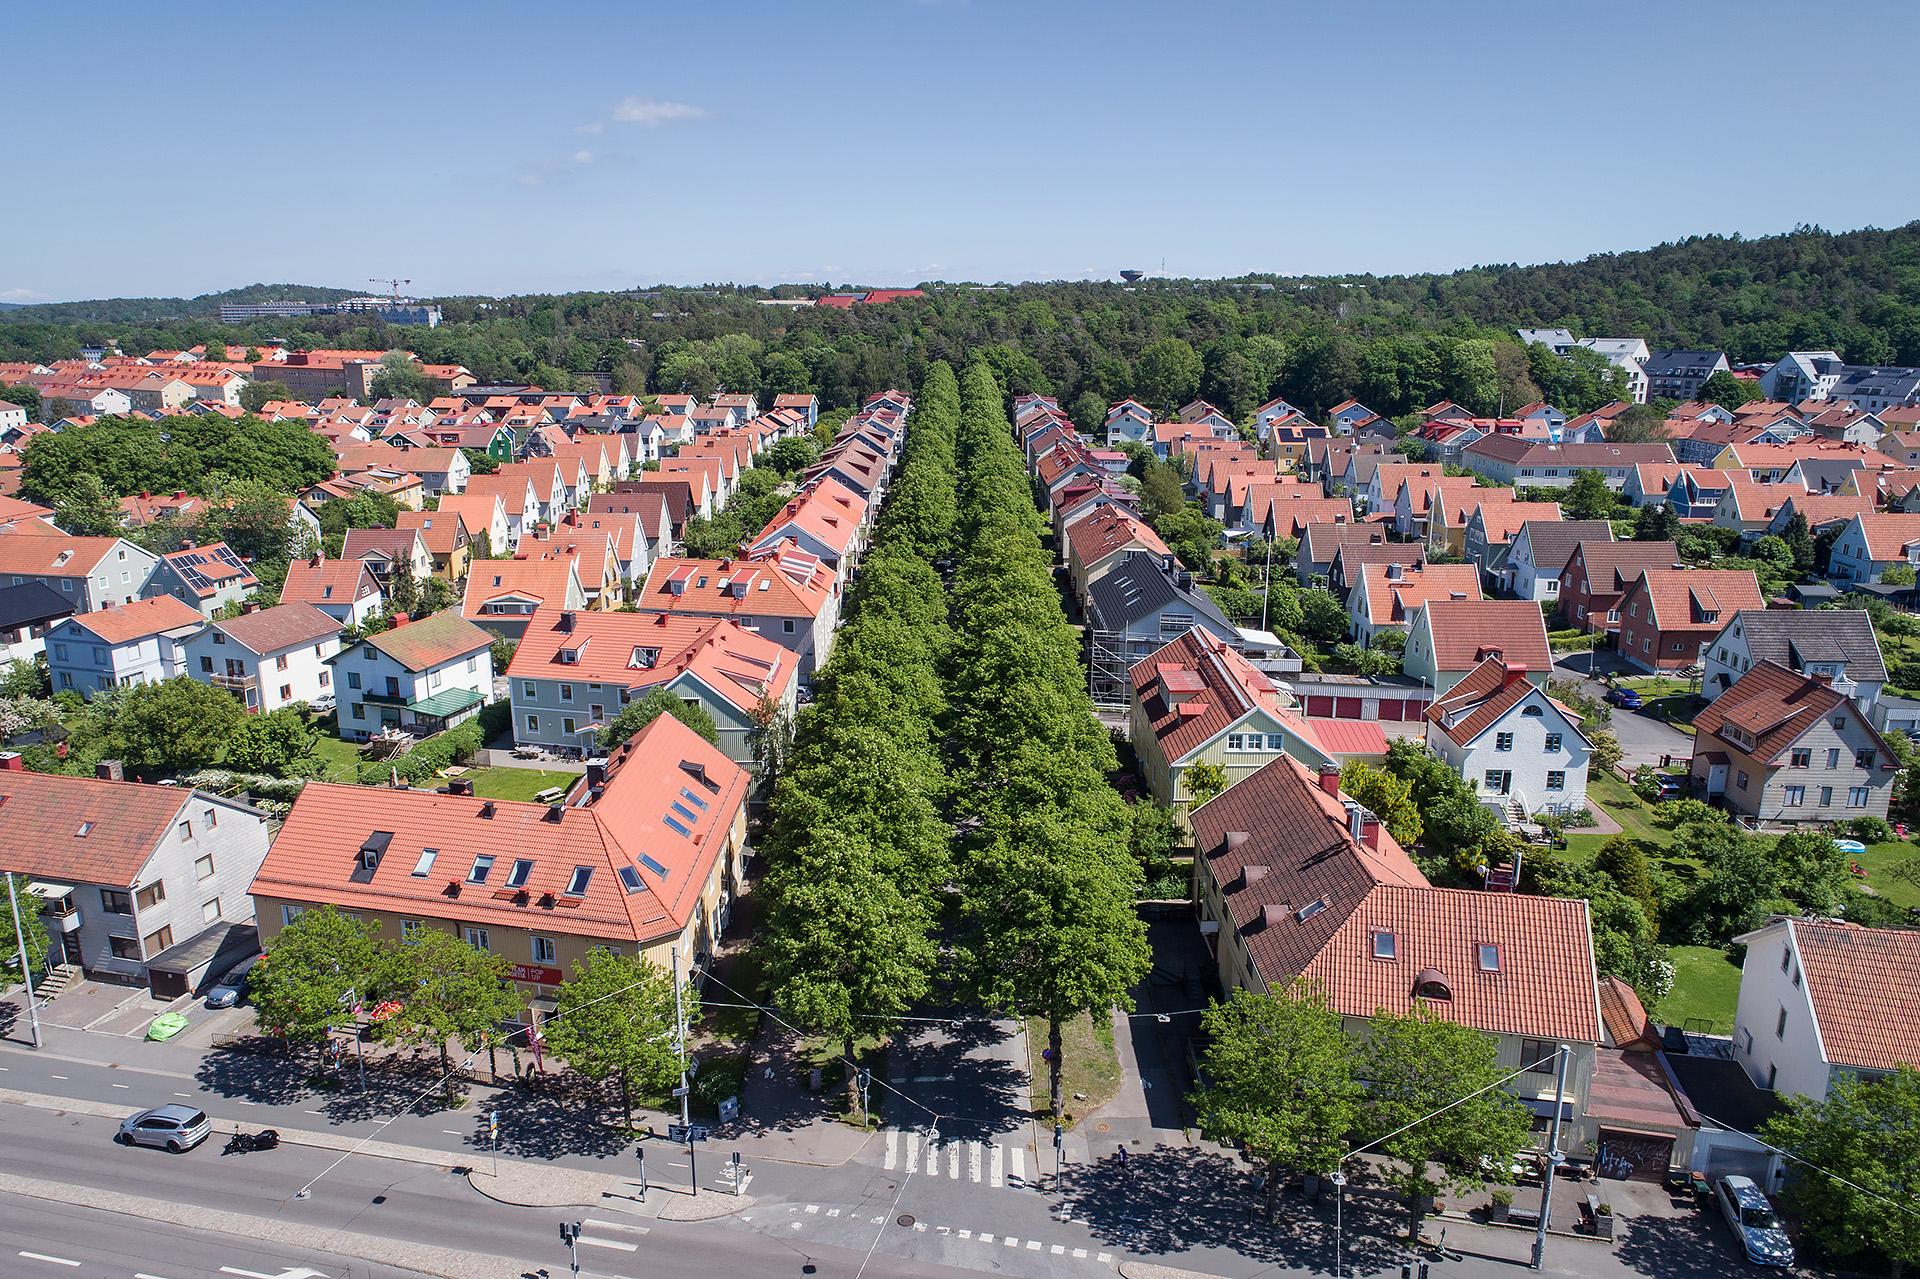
1552, 655, 1694, 770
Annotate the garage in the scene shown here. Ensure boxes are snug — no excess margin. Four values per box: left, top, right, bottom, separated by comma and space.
145, 921, 259, 1001
1335, 697, 1364, 719
1596, 1127, 1677, 1182
1305, 695, 1335, 717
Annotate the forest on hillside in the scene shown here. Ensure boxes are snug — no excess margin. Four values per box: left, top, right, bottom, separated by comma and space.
4, 222, 1918, 426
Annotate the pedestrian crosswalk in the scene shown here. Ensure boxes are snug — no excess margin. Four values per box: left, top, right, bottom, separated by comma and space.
880, 1128, 1027, 1187
576, 1218, 650, 1252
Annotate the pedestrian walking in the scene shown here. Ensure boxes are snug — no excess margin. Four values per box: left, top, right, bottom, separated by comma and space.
1116, 1144, 1130, 1175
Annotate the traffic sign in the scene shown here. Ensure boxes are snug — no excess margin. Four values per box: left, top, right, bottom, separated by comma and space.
667, 1124, 711, 1143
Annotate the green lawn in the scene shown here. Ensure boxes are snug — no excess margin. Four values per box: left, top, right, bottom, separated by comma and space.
465, 768, 578, 802
1850, 840, 1920, 911
1656, 945, 1743, 1034
1564, 774, 1673, 856
1027, 1011, 1120, 1129
304, 731, 363, 782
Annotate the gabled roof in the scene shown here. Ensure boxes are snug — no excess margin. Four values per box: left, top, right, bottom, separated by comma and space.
281, 556, 382, 609
343, 527, 426, 565
461, 556, 585, 621
0, 770, 203, 886
1413, 599, 1552, 673
1087, 550, 1233, 634
0, 533, 128, 577
156, 542, 256, 598
635, 555, 832, 622
1356, 563, 1482, 626
0, 581, 73, 630
1129, 628, 1327, 767
1565, 540, 1680, 590
251, 713, 747, 947
1786, 921, 1920, 1073
1694, 660, 1890, 765
1720, 609, 1886, 684
1515, 520, 1613, 575
1301, 521, 1388, 564
507, 607, 792, 715
1064, 507, 1169, 572
209, 602, 340, 654
1463, 437, 1675, 467
1426, 656, 1584, 748
62, 595, 204, 644
1468, 501, 1564, 545
355, 609, 493, 671
1626, 569, 1764, 632
1845, 513, 1920, 562
1190, 755, 1599, 1043
395, 509, 472, 556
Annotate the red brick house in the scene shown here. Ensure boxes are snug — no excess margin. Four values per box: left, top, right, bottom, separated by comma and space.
1616, 569, 1765, 672
1557, 540, 1678, 633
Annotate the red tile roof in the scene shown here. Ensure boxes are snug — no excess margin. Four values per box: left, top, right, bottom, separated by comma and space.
1064, 507, 1169, 571
1357, 563, 1482, 626
635, 554, 832, 622
281, 557, 382, 609
508, 607, 792, 715
66, 595, 204, 644
358, 609, 493, 671
1692, 661, 1892, 764
1789, 921, 1920, 1073
1192, 756, 1599, 1042
1849, 513, 1920, 563
1627, 569, 1764, 633
1415, 599, 1553, 673
0, 769, 204, 887
211, 602, 340, 653
1130, 628, 1329, 766
251, 714, 746, 946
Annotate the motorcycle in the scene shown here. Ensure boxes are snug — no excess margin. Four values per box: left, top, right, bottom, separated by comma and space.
222, 1128, 280, 1155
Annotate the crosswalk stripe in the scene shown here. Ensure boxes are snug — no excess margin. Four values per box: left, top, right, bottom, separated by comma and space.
1009, 1146, 1026, 1183
904, 1132, 920, 1174
924, 1137, 937, 1176
883, 1129, 898, 1170
989, 1142, 1004, 1187
947, 1144, 959, 1179
969, 1142, 982, 1183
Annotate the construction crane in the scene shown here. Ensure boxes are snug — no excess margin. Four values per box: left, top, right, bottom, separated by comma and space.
369, 277, 412, 301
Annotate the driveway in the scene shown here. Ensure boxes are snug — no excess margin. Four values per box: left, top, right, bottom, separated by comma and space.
1553, 654, 1694, 772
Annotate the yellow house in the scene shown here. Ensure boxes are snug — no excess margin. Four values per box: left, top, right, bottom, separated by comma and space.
1128, 626, 1379, 821
248, 714, 749, 1014
396, 509, 473, 583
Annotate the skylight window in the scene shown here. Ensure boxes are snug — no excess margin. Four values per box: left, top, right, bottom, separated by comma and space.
467, 854, 495, 884
564, 866, 593, 897
411, 848, 438, 877
670, 800, 699, 824
618, 865, 645, 893
638, 853, 670, 879
678, 787, 709, 811
662, 813, 692, 837
76, 821, 94, 837
1478, 943, 1502, 973
1371, 930, 1396, 960
506, 858, 534, 889
1295, 898, 1328, 923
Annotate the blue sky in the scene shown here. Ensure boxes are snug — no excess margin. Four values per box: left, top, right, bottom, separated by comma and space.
6, 0, 1918, 301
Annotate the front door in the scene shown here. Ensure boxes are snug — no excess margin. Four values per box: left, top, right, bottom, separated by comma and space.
1485, 770, 1513, 796
60, 932, 84, 967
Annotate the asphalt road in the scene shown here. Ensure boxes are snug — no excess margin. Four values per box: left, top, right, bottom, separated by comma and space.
1551, 654, 1694, 770
0, 1104, 981, 1279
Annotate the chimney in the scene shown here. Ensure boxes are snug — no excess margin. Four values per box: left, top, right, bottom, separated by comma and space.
1503, 664, 1529, 688
584, 759, 608, 790
241, 601, 256, 615
1224, 830, 1249, 854
1386, 562, 1405, 582
1259, 903, 1289, 931
309, 553, 322, 567
1317, 763, 1343, 797
391, 612, 409, 627
95, 759, 124, 782
446, 777, 474, 797
0, 752, 22, 772
556, 610, 576, 634
1360, 816, 1382, 850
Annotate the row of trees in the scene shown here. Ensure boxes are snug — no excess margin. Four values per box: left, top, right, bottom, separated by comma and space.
759, 363, 960, 1114
945, 361, 1150, 1121
252, 905, 683, 1121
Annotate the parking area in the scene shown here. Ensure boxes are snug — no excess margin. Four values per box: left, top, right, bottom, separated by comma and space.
3, 977, 254, 1047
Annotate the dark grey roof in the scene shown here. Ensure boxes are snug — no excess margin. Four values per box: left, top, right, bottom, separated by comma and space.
1833, 366, 1920, 399
1645, 349, 1728, 376
1662, 1051, 1784, 1135
1517, 520, 1615, 574
1792, 457, 1872, 492
0, 582, 75, 630
1087, 550, 1233, 635
1728, 609, 1887, 683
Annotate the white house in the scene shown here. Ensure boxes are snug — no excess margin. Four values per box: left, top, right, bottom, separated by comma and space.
1702, 609, 1886, 708
332, 609, 494, 741
0, 534, 159, 610
182, 603, 341, 714
45, 596, 202, 696
1501, 521, 1613, 604
279, 556, 386, 628
1105, 400, 1153, 447
1761, 352, 1844, 404
1730, 918, 1920, 1100
1825, 512, 1920, 586
1424, 656, 1592, 818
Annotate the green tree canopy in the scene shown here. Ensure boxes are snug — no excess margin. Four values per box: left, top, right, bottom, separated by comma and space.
250, 906, 383, 1058
597, 686, 719, 750
380, 926, 524, 1076
1763, 1066, 1920, 1276
100, 678, 246, 776
541, 948, 684, 1124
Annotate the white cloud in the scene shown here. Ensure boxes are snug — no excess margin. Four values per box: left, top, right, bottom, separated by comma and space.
0, 288, 49, 303
611, 96, 705, 126
572, 150, 595, 165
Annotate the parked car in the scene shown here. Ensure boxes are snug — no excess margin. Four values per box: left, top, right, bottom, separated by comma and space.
309, 693, 337, 714
1606, 687, 1644, 709
204, 952, 264, 1009
1714, 1175, 1794, 1267
117, 1104, 211, 1152
1655, 775, 1686, 800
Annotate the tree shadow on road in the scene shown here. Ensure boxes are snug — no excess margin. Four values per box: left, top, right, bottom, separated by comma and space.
1054, 1142, 1409, 1275
483, 1072, 635, 1162
883, 1012, 1029, 1144
1614, 1208, 1748, 1279
193, 1042, 315, 1106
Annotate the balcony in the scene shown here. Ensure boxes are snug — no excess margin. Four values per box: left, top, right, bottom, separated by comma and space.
210, 672, 257, 693
361, 688, 412, 706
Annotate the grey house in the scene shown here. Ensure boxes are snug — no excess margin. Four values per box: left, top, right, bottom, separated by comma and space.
1702, 610, 1886, 708
1644, 350, 1730, 403
1086, 550, 1297, 706
0, 759, 271, 994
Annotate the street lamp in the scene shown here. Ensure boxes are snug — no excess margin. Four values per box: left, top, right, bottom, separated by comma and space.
5, 874, 43, 1050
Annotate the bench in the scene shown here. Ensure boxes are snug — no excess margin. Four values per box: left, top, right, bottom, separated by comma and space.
533, 787, 565, 804
1508, 1208, 1541, 1230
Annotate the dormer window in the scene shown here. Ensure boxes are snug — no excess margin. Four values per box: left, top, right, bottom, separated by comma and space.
1371, 930, 1396, 960
1478, 943, 1502, 973
1413, 968, 1452, 1001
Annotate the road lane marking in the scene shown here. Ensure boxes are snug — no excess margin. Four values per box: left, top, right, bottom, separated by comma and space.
1027, 1239, 1042, 1251
1008, 1146, 1026, 1183
136, 1273, 183, 1279
1098, 1253, 1113, 1263
903, 1131, 920, 1173
1051, 1244, 1064, 1254
990, 1143, 1003, 1187
111, 1083, 129, 1089
442, 1129, 462, 1136
947, 1144, 959, 1179
48, 1075, 67, 1081
579, 1238, 638, 1252
1003, 1236, 1018, 1248
19, 1252, 81, 1267
969, 1141, 982, 1182
219, 1268, 283, 1279
173, 1093, 191, 1099
1073, 1248, 1087, 1258
883, 1128, 898, 1170
303, 1110, 323, 1115
923, 1137, 937, 1176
